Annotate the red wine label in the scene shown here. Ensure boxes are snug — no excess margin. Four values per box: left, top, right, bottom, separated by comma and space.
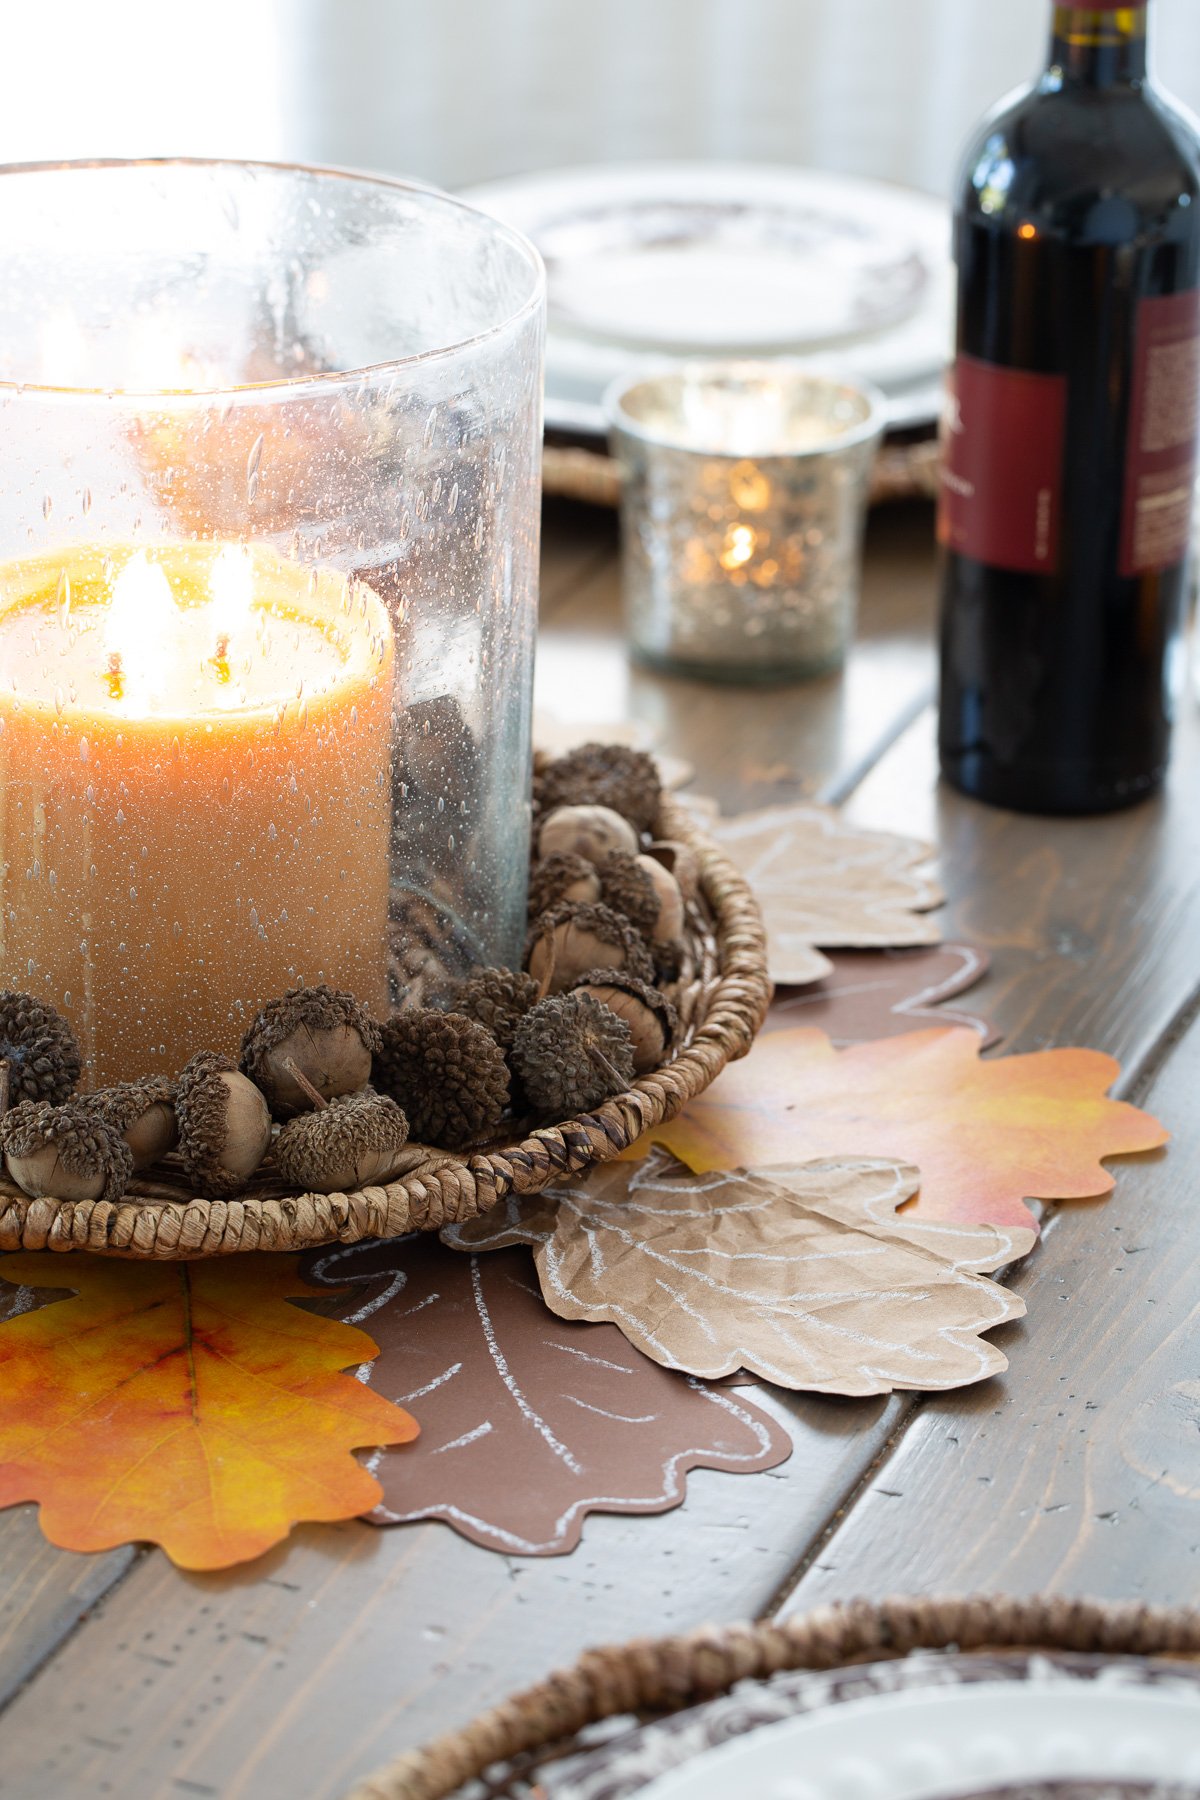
1119, 288, 1200, 578
938, 355, 1067, 574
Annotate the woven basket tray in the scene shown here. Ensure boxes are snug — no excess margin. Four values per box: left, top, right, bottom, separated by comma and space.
0, 794, 771, 1259
348, 1595, 1200, 1800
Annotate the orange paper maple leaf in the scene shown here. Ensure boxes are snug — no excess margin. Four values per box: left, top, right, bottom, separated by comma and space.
0, 1253, 418, 1570
653, 1026, 1166, 1233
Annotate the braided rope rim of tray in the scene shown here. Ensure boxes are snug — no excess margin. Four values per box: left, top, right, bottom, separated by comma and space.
542, 436, 941, 510
0, 793, 771, 1259
346, 1594, 1200, 1800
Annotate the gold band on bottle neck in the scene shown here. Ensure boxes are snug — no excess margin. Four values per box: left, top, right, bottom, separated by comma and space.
1052, 6, 1146, 47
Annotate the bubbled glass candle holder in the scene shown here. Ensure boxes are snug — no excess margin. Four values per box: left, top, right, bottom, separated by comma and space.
0, 159, 544, 1086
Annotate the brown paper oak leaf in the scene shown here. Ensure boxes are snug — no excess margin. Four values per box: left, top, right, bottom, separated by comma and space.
302, 1236, 791, 1555
766, 944, 997, 1046
706, 802, 943, 983
445, 1149, 1033, 1396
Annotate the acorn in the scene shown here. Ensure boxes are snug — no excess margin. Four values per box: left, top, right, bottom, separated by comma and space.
0, 990, 82, 1109
649, 841, 701, 905
451, 966, 541, 1054
527, 851, 602, 920
176, 1051, 272, 1197
79, 1076, 179, 1170
240, 985, 382, 1120
274, 1089, 412, 1194
572, 969, 678, 1073
374, 1009, 510, 1150
1, 1099, 133, 1204
534, 743, 662, 834
537, 804, 639, 866
597, 851, 662, 939
510, 993, 636, 1120
525, 901, 656, 995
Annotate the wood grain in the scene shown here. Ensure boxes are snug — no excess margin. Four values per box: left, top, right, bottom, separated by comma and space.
841, 703, 1200, 1085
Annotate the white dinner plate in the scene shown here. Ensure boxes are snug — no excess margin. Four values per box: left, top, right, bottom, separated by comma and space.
462, 162, 954, 436
545, 1654, 1200, 1800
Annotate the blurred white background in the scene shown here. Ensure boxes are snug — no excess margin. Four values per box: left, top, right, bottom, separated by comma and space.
5, 0, 1200, 195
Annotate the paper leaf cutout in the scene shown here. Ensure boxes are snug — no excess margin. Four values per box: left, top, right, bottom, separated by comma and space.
302, 1237, 790, 1555
0, 1253, 417, 1570
653, 1026, 1168, 1234
768, 945, 997, 1046
447, 1150, 1032, 1396
706, 803, 943, 983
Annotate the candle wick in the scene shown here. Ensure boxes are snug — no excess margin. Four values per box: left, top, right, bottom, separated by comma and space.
283, 1056, 329, 1111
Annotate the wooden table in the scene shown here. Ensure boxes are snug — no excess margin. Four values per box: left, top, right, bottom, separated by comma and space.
2, 497, 1197, 1799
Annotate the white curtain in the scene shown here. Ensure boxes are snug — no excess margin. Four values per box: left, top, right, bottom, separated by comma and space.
284, 0, 1200, 197
0, 0, 1196, 196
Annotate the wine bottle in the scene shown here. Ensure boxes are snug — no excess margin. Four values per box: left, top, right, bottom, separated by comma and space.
938, 0, 1200, 814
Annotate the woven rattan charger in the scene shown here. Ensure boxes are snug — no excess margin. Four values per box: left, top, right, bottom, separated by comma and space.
0, 792, 771, 1259
348, 1595, 1200, 1800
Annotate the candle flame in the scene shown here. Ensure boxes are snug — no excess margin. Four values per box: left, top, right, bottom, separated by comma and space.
207, 546, 258, 676
719, 523, 758, 571
103, 553, 176, 710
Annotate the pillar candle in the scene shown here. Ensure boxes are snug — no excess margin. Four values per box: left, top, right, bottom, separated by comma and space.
0, 540, 394, 1086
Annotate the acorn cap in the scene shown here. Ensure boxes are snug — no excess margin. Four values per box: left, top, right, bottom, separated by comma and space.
274, 1091, 413, 1195
572, 969, 678, 1074
527, 852, 602, 920
525, 901, 656, 995
1, 1099, 133, 1204
79, 1076, 179, 1171
597, 851, 661, 938
535, 744, 662, 834
176, 1051, 272, 1198
537, 805, 640, 866
240, 984, 383, 1120
451, 966, 541, 1055
374, 1009, 510, 1150
510, 992, 636, 1121
0, 990, 82, 1107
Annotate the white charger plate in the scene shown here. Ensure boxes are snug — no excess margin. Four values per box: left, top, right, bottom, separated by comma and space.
462, 162, 953, 435
545, 1654, 1200, 1800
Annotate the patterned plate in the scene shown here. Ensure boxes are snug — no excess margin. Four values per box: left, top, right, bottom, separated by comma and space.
540, 1654, 1200, 1800
462, 162, 952, 436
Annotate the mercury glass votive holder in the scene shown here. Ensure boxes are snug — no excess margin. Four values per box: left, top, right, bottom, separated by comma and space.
608, 364, 884, 682
0, 159, 544, 1087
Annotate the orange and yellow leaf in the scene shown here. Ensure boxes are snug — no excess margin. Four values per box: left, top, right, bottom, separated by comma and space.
652, 1026, 1166, 1234
0, 1252, 417, 1570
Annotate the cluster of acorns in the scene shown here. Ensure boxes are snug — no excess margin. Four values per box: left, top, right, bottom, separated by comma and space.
0, 745, 691, 1206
